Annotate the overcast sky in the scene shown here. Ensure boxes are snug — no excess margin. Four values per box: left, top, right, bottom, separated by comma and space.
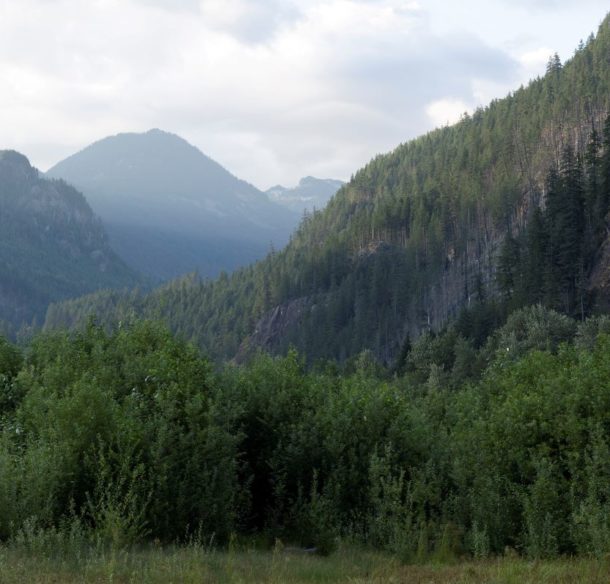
0, 0, 607, 189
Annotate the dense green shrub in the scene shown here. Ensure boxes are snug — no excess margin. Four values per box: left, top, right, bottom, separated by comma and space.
0, 318, 610, 559
0, 322, 240, 544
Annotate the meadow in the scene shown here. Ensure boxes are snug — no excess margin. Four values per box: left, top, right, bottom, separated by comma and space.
1, 543, 609, 584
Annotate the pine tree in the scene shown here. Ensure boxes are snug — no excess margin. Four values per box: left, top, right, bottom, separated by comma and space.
546, 146, 586, 314
524, 206, 548, 304
497, 236, 521, 303
546, 53, 563, 75
543, 165, 563, 308
545, 53, 562, 104
584, 127, 601, 249
393, 333, 411, 376
599, 114, 610, 229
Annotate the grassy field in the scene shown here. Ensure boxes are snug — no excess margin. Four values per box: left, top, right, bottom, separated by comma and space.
0, 544, 609, 584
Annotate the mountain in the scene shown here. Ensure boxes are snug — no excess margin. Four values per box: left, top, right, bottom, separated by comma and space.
0, 151, 139, 334
45, 15, 610, 363
47, 129, 299, 281
266, 176, 345, 214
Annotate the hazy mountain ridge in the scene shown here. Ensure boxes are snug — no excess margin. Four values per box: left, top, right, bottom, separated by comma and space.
47, 129, 299, 280
45, 15, 610, 363
266, 176, 345, 214
0, 150, 139, 332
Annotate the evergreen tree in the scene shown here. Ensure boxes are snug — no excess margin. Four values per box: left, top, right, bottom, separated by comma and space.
560, 146, 586, 314
393, 333, 411, 376
599, 114, 610, 227
584, 127, 602, 249
524, 206, 548, 304
544, 147, 585, 314
546, 53, 563, 75
543, 165, 563, 308
497, 236, 522, 304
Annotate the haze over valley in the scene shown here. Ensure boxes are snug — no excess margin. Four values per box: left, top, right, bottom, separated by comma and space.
47, 129, 344, 280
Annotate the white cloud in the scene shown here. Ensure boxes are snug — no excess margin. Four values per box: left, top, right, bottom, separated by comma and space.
426, 99, 470, 127
197, 0, 302, 43
519, 46, 554, 69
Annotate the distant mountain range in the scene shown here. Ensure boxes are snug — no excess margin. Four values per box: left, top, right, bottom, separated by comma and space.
47, 130, 303, 281
266, 177, 345, 214
0, 129, 345, 333
0, 151, 138, 333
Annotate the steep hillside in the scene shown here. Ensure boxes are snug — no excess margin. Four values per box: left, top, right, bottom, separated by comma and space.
267, 176, 345, 214
45, 15, 610, 363
47, 130, 298, 281
0, 151, 139, 333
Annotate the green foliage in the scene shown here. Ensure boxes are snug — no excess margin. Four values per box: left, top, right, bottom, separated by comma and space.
367, 445, 419, 560
4, 308, 610, 559
0, 336, 21, 378
500, 106, 610, 321
0, 321, 239, 545
0, 336, 23, 414
522, 458, 566, 558
572, 425, 610, 557
575, 315, 610, 350
86, 446, 151, 549
290, 472, 339, 556
484, 304, 576, 362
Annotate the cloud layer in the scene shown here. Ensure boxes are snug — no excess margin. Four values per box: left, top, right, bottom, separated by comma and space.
0, 0, 607, 187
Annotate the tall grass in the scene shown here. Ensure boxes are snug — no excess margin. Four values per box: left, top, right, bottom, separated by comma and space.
0, 538, 608, 584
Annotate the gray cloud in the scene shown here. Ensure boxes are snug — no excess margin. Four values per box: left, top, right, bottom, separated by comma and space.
134, 0, 201, 11
194, 0, 303, 44
336, 35, 517, 109
498, 0, 578, 7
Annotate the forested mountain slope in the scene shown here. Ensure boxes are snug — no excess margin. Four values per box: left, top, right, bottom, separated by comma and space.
0, 151, 139, 334
45, 15, 610, 363
47, 129, 298, 281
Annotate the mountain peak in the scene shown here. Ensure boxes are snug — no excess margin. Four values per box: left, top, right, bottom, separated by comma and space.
0, 150, 34, 170
266, 175, 345, 214
299, 176, 317, 186
100, 128, 192, 148
0, 151, 139, 328
142, 128, 186, 142
46, 130, 297, 280
0, 150, 38, 181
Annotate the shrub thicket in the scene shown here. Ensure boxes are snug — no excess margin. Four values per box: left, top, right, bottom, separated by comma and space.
1, 310, 610, 558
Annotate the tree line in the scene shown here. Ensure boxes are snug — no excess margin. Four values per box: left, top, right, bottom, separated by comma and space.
498, 114, 610, 318
2, 307, 610, 558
